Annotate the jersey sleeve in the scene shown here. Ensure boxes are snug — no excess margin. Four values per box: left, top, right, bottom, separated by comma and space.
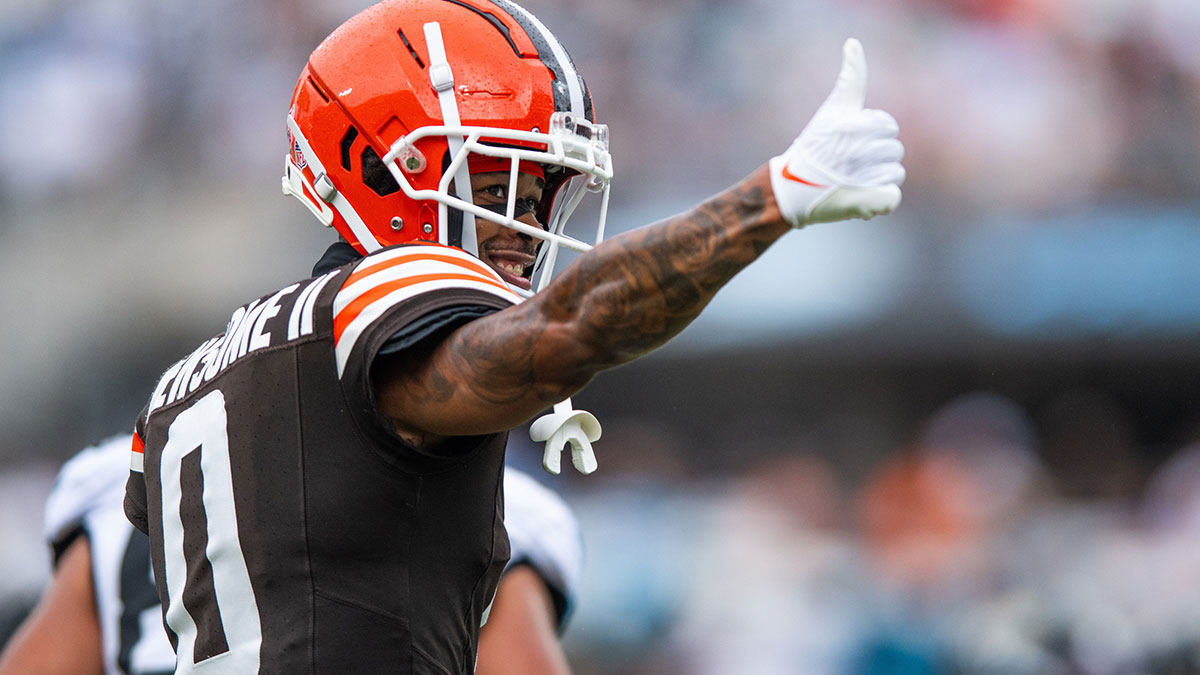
124, 411, 150, 536
502, 467, 584, 631
331, 243, 524, 380
330, 244, 524, 450
44, 433, 135, 565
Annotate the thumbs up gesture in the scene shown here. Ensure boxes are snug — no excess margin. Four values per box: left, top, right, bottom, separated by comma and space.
768, 39, 906, 227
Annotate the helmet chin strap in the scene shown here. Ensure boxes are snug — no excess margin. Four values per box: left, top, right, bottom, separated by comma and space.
423, 22, 478, 257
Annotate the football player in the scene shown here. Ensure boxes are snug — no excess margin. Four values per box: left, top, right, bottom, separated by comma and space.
124, 0, 904, 671
0, 435, 582, 675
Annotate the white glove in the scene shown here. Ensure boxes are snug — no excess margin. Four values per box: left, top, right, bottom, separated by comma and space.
769, 38, 905, 227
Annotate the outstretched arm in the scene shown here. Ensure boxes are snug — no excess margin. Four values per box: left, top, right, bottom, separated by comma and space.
376, 39, 904, 445
375, 168, 786, 442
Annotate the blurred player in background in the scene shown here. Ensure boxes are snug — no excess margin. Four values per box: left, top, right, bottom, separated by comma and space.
0, 435, 582, 674
124, 0, 903, 670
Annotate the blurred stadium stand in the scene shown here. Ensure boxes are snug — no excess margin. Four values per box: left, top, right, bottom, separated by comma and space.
2, 0, 1199, 672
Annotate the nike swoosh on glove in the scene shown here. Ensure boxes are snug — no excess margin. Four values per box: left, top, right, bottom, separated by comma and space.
769, 38, 906, 227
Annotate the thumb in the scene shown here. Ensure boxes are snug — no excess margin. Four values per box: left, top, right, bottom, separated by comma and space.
823, 38, 868, 111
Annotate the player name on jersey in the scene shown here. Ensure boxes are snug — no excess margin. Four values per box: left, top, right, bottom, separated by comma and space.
148, 271, 338, 414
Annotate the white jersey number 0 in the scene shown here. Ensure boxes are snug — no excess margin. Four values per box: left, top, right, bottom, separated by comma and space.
159, 390, 262, 673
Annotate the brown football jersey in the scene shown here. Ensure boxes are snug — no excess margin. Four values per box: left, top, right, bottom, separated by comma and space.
126, 243, 522, 673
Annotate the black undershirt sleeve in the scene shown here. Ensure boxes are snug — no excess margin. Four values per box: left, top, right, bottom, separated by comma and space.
377, 305, 498, 355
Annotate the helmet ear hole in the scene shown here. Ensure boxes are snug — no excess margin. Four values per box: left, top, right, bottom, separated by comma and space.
361, 146, 400, 196
340, 127, 358, 171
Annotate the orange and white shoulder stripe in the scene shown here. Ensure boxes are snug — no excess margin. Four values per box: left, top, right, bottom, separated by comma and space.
131, 432, 145, 473
332, 244, 523, 377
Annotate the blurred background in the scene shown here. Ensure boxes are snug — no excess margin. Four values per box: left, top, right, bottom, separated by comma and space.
2, 0, 1200, 672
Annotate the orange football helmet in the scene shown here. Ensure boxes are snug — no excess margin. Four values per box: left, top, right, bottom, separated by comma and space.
283, 0, 613, 294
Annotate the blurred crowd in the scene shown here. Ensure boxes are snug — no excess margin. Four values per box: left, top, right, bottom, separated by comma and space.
2, 0, 1199, 212
2, 0, 1200, 673
556, 389, 1200, 674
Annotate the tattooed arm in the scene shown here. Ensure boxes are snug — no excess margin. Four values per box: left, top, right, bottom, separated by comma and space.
373, 167, 790, 445
374, 39, 905, 448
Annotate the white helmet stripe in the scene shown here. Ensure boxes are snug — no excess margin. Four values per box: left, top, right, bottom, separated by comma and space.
424, 21, 479, 256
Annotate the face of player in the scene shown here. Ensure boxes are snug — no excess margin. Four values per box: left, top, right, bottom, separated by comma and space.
470, 171, 547, 291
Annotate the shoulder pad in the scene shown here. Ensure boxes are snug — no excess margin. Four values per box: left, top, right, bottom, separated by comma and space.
503, 467, 583, 603
43, 434, 132, 547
